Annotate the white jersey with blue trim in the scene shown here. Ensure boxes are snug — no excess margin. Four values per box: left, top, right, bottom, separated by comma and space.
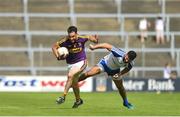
103, 46, 133, 70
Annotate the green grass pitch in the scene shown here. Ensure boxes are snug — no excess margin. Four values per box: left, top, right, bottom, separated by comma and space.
0, 92, 180, 116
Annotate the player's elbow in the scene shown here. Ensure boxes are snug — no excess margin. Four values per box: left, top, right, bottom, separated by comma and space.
52, 44, 59, 56
102, 43, 112, 50
126, 67, 132, 72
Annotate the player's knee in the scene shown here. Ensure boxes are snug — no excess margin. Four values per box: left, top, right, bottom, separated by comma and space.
72, 83, 78, 88
80, 72, 89, 78
117, 85, 125, 90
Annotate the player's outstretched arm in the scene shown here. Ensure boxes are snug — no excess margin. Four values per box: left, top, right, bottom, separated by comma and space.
89, 43, 113, 51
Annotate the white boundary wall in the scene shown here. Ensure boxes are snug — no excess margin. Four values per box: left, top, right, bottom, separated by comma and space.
0, 76, 93, 92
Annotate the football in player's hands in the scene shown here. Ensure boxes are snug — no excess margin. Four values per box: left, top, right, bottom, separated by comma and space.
94, 34, 98, 43
57, 47, 69, 56
57, 47, 69, 60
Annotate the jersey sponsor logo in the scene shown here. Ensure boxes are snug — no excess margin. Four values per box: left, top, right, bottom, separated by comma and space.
69, 47, 82, 53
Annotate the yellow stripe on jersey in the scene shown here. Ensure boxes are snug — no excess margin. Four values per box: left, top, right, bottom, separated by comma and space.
56, 36, 68, 47
77, 35, 90, 39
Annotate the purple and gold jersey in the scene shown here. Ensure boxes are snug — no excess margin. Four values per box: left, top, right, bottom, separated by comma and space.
57, 35, 90, 64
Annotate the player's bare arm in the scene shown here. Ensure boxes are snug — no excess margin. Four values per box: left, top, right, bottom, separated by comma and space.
89, 43, 113, 51
120, 67, 131, 76
52, 43, 59, 58
113, 67, 131, 79
52, 43, 66, 60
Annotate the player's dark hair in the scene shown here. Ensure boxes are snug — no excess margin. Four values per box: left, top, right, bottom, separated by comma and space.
67, 26, 77, 33
127, 50, 137, 61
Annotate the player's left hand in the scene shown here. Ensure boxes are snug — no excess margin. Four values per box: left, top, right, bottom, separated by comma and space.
57, 54, 67, 60
90, 34, 98, 43
94, 34, 98, 43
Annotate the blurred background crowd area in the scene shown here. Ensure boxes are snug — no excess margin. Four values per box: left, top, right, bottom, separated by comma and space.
0, 0, 180, 79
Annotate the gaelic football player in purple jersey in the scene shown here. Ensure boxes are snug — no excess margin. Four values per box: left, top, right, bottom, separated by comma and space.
52, 26, 98, 108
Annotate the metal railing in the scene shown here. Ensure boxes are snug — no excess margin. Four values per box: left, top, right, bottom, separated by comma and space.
0, 46, 180, 77
0, 0, 179, 77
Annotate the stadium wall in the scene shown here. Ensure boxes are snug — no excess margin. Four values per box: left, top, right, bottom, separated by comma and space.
111, 78, 179, 92
0, 76, 180, 92
0, 76, 93, 92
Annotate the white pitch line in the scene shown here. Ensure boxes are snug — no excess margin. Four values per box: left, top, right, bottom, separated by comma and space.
0, 106, 21, 109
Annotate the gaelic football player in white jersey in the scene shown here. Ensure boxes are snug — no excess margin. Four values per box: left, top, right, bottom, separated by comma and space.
78, 43, 137, 109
